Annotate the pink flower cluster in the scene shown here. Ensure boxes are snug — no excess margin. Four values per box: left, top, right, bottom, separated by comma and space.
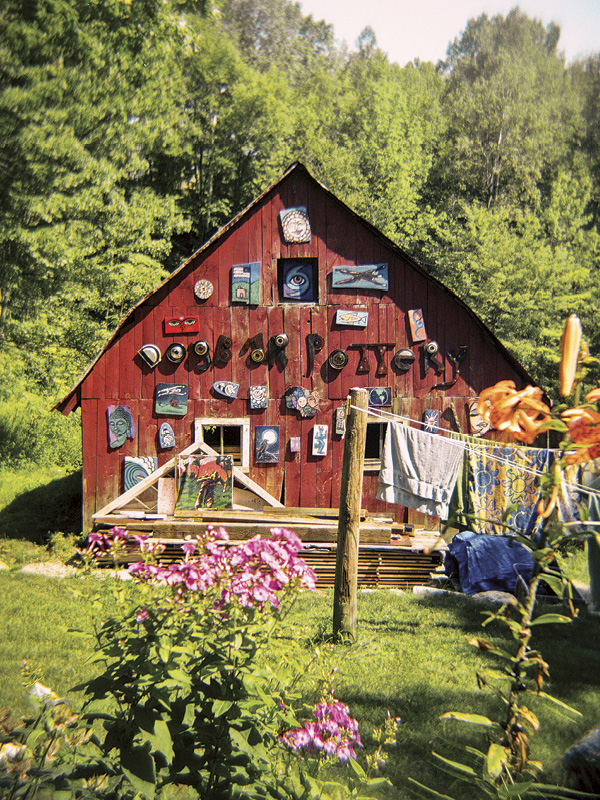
129, 526, 317, 609
280, 696, 363, 763
82, 527, 149, 557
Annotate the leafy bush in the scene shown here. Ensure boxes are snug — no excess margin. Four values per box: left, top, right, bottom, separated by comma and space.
0, 351, 81, 470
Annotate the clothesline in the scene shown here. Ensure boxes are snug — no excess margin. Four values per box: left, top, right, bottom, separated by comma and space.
350, 403, 600, 500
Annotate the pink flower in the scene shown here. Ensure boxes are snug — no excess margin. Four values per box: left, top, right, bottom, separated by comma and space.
135, 608, 149, 622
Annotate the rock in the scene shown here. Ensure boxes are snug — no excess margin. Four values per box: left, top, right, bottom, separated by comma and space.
413, 585, 456, 599
563, 726, 600, 792
20, 562, 79, 578
470, 590, 519, 607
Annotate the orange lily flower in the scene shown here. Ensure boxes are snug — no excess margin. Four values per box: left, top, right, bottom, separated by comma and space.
561, 398, 600, 464
477, 381, 551, 445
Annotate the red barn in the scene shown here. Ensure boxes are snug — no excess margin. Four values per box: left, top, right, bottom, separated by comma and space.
56, 163, 530, 556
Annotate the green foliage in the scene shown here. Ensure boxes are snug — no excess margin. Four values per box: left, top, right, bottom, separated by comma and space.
0, 466, 82, 542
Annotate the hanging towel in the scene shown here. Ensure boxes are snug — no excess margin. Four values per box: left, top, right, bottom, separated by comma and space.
449, 435, 550, 536
376, 423, 464, 518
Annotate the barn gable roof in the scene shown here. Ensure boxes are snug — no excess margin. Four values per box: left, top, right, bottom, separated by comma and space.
55, 161, 532, 414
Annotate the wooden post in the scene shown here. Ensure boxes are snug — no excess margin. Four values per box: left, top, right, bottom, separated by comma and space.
333, 388, 368, 641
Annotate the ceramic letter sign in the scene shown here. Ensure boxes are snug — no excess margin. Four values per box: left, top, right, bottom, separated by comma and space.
372, 343, 394, 377
124, 456, 157, 492
165, 342, 186, 364
279, 207, 311, 243
393, 348, 415, 373
256, 426, 280, 463
194, 279, 213, 300
231, 262, 260, 305
351, 344, 370, 373
423, 409, 440, 433
138, 344, 161, 369
408, 308, 427, 342
213, 381, 239, 399
158, 422, 176, 449
367, 387, 392, 407
214, 334, 233, 364
284, 386, 320, 419
328, 349, 349, 370
312, 425, 328, 456
176, 455, 233, 510
335, 309, 368, 327
331, 264, 388, 290
107, 405, 136, 448
193, 340, 211, 373
249, 385, 268, 409
155, 383, 189, 416
164, 315, 200, 335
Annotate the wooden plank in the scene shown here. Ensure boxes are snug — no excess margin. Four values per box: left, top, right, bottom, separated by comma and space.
315, 397, 334, 509
284, 305, 302, 384
267, 305, 286, 399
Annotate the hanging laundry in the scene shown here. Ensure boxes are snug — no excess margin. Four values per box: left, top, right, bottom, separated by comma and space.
449, 435, 550, 536
376, 423, 463, 519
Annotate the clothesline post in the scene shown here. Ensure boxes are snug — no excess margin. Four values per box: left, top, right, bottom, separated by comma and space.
333, 387, 368, 641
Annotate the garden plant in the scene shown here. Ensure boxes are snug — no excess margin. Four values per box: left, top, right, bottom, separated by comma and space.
0, 525, 395, 800
410, 315, 600, 799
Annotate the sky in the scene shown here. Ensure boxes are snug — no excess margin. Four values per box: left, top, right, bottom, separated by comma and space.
297, 0, 600, 66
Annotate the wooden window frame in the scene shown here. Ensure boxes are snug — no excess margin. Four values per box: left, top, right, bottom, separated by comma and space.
194, 417, 250, 473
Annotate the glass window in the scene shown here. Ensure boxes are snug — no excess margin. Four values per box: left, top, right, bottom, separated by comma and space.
194, 418, 250, 472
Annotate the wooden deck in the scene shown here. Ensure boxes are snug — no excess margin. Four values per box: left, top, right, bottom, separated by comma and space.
93, 506, 445, 589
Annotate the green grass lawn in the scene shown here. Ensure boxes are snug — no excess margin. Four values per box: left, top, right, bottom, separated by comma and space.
1, 571, 598, 798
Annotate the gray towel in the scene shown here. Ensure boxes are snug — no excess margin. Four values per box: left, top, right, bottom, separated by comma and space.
376, 422, 464, 519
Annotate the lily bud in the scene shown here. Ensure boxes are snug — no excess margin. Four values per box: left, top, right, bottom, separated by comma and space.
559, 315, 582, 397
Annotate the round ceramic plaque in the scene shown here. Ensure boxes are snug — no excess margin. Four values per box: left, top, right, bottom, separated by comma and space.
194, 279, 213, 300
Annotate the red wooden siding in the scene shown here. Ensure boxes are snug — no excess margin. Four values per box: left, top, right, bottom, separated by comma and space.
70, 165, 530, 530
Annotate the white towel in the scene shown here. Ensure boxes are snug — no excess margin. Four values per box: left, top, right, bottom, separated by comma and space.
376, 423, 464, 519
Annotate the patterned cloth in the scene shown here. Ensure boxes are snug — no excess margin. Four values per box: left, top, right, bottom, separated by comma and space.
449, 435, 550, 536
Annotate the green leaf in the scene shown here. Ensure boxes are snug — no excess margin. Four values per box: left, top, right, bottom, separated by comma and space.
539, 573, 565, 598
120, 745, 156, 798
212, 699, 233, 718
536, 692, 582, 717
486, 743, 509, 780
440, 712, 499, 729
432, 751, 479, 778
406, 778, 457, 799
497, 781, 534, 798
529, 613, 572, 626
348, 757, 367, 778
147, 719, 174, 762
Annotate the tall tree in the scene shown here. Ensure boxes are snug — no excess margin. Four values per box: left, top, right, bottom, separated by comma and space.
301, 29, 445, 247
433, 8, 581, 211
0, 0, 190, 388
